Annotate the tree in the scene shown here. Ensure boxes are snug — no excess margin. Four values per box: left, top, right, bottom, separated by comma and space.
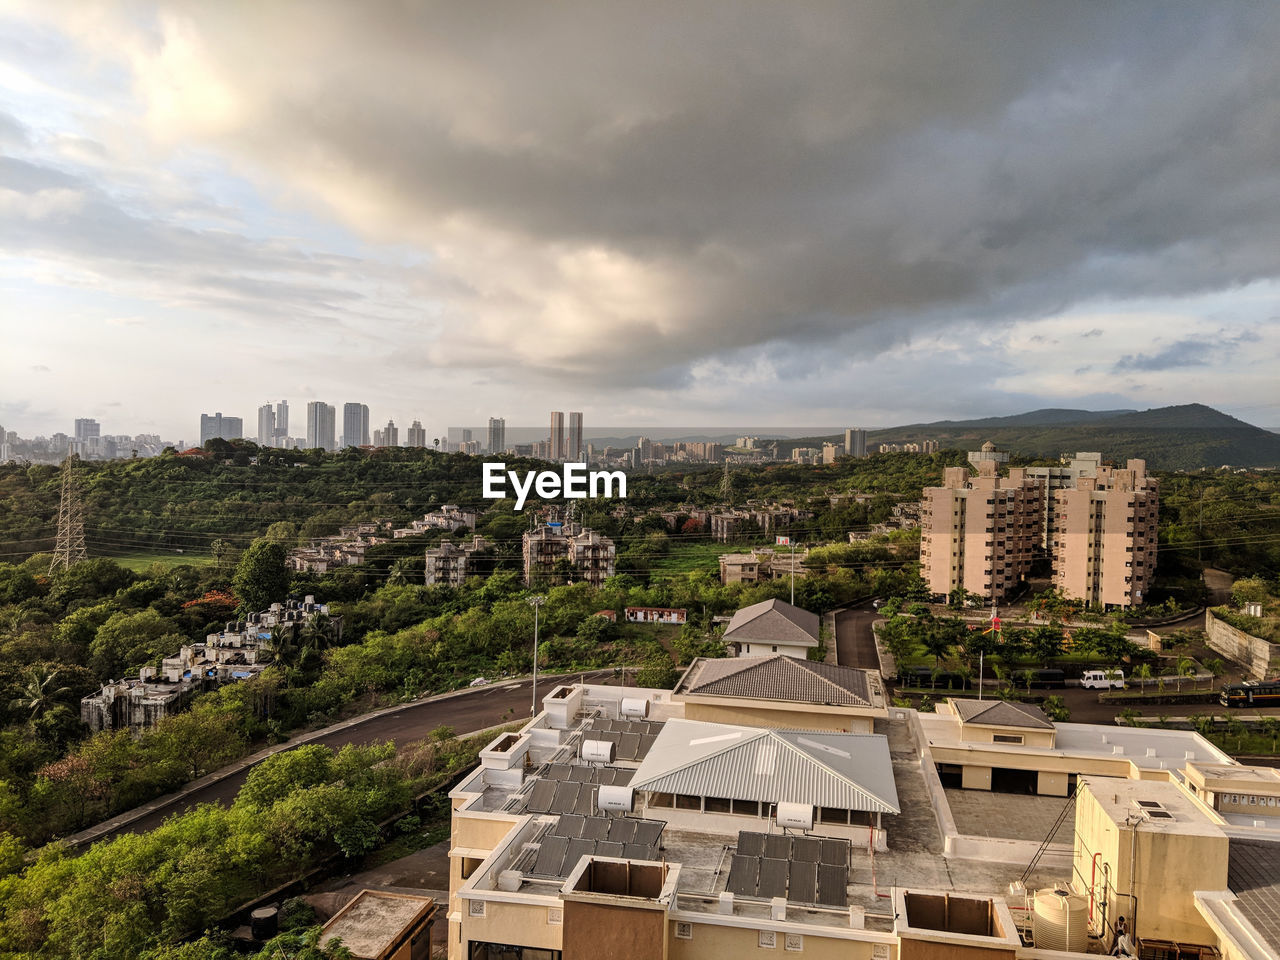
1042, 695, 1070, 722
1026, 624, 1064, 667
636, 651, 678, 689
89, 609, 183, 680
1189, 714, 1216, 739
1174, 656, 1195, 692
234, 539, 291, 614
1259, 716, 1280, 754
1226, 716, 1248, 753
9, 668, 73, 722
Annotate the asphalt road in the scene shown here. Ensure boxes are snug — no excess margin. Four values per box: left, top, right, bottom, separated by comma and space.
112, 670, 619, 839
834, 602, 881, 670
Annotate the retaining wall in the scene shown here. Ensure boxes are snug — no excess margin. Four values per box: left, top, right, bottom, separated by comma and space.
1205, 611, 1280, 680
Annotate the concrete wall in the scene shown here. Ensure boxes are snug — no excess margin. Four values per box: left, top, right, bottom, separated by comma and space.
458, 897, 563, 960
1205, 611, 1280, 680
958, 726, 1056, 748
667, 917, 890, 960
562, 900, 665, 960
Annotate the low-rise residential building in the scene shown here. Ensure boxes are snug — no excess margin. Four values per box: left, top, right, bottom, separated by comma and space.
522, 523, 616, 587
81, 596, 339, 731
424, 536, 491, 587
319, 890, 437, 960
445, 678, 1280, 960
717, 548, 809, 585
721, 597, 820, 659
625, 607, 687, 624
394, 505, 478, 538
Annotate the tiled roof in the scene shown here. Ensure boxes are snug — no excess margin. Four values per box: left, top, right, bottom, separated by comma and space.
950, 698, 1054, 730
722, 599, 819, 647
630, 719, 899, 814
681, 655, 878, 708
1228, 839, 1280, 952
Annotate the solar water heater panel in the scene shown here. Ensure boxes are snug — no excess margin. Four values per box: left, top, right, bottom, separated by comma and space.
726, 854, 758, 897
607, 819, 637, 844
553, 814, 585, 839
789, 860, 818, 904
816, 863, 848, 907
623, 843, 651, 861
527, 779, 557, 814
551, 781, 580, 815
596, 841, 624, 859
763, 834, 792, 860
569, 765, 594, 783
581, 816, 611, 841
819, 838, 850, 867
617, 733, 641, 761
757, 858, 788, 899
572, 785, 597, 816
632, 820, 665, 847
532, 835, 569, 877
736, 832, 766, 857
793, 836, 823, 862
563, 838, 597, 876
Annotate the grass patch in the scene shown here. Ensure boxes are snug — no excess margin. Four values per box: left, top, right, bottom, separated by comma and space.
101, 550, 216, 572
649, 541, 761, 578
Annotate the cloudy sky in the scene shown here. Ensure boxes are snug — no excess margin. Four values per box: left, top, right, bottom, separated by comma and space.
3, 1, 1280, 443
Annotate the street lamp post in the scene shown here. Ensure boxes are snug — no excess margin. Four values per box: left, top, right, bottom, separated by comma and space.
528, 595, 545, 716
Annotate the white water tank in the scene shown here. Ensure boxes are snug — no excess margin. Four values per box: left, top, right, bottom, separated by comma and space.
621, 697, 650, 719
581, 739, 616, 763
1032, 887, 1088, 952
598, 785, 635, 813
775, 802, 815, 831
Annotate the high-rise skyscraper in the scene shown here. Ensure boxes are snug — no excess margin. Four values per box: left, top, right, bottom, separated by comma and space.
378, 419, 398, 447
568, 411, 583, 462
257, 404, 276, 446
487, 417, 506, 454
199, 413, 243, 445
407, 420, 426, 448
343, 403, 370, 448
275, 400, 289, 445
550, 411, 565, 460
844, 428, 867, 458
74, 418, 100, 441
306, 402, 336, 451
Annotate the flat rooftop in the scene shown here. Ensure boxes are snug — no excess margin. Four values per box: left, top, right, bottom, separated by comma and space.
320, 889, 434, 959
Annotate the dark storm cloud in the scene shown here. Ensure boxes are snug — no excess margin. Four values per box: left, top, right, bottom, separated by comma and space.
1115, 328, 1259, 372
128, 1, 1280, 385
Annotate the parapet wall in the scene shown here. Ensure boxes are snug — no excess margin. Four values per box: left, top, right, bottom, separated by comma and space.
1205, 611, 1280, 680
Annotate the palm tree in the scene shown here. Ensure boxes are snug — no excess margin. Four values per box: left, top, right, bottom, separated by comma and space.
387, 557, 415, 587
300, 611, 339, 654
1175, 656, 1195, 693
9, 669, 73, 722
1259, 716, 1280, 755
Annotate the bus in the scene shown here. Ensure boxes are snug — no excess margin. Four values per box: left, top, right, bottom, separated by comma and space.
1219, 680, 1280, 708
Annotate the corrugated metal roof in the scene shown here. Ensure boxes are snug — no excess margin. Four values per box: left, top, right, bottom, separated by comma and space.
630, 719, 899, 814
723, 599, 819, 647
681, 655, 876, 707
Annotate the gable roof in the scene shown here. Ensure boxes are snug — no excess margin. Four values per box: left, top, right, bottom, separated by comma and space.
949, 698, 1054, 730
629, 718, 899, 814
679, 655, 880, 709
722, 598, 819, 647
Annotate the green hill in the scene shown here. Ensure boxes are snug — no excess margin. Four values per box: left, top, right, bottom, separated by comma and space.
877, 403, 1280, 470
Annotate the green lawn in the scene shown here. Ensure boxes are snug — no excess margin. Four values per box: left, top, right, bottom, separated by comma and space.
101, 550, 215, 573
649, 541, 761, 578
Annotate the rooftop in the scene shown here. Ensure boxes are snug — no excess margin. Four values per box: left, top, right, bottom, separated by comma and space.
1228, 839, 1280, 954
630, 718, 899, 814
949, 698, 1054, 730
677, 655, 882, 708
320, 889, 435, 960
722, 598, 819, 647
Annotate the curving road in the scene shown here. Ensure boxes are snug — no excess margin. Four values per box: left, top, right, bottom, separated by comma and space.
72, 670, 621, 845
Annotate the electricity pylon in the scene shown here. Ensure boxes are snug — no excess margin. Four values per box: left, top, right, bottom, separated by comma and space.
49, 454, 87, 573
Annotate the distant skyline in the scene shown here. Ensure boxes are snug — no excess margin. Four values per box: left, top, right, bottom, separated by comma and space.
4, 3, 1280, 441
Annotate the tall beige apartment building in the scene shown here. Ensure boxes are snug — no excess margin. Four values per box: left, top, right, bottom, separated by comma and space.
920, 446, 1159, 609
1050, 459, 1159, 608
919, 461, 1042, 602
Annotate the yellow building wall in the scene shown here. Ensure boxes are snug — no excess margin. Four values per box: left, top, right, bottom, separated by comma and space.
962, 766, 992, 790
458, 899, 563, 958
1073, 787, 1228, 946
958, 726, 1055, 748
666, 919, 892, 960
683, 701, 875, 734
1038, 770, 1069, 797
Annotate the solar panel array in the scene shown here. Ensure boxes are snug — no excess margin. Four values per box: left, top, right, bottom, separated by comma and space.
540, 763, 636, 787
528, 815, 666, 878
583, 718, 664, 762
726, 832, 849, 906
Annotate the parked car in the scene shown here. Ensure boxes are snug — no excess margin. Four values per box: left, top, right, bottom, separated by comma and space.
1081, 669, 1125, 690
469, 677, 491, 687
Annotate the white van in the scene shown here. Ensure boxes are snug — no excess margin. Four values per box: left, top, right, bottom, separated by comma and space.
1081, 669, 1125, 689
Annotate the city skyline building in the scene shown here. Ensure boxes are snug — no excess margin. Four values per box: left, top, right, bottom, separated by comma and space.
550, 411, 565, 460
407, 420, 426, 448
256, 403, 275, 446
568, 411, 583, 461
274, 400, 288, 445
844, 427, 867, 458
488, 417, 505, 454
74, 418, 100, 442
306, 401, 336, 452
198, 412, 243, 445
373, 419, 398, 447
343, 403, 370, 448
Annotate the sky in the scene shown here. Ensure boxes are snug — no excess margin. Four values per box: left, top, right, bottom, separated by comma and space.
3, 1, 1280, 443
